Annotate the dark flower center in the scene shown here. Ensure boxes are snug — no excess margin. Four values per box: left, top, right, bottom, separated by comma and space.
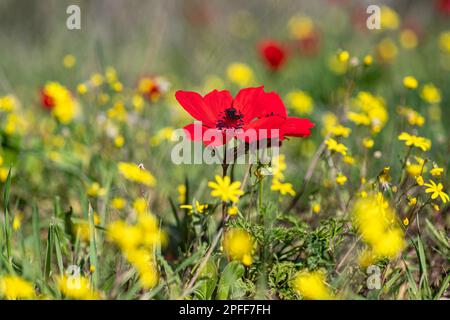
216, 107, 244, 130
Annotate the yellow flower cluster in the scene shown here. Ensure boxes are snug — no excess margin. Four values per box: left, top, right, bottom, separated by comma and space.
118, 162, 156, 187
397, 106, 425, 127
57, 275, 100, 300
325, 138, 347, 156
292, 270, 334, 300
270, 154, 296, 196
286, 90, 314, 115
42, 82, 78, 124
107, 208, 165, 289
222, 228, 254, 266
0, 275, 35, 300
150, 127, 175, 146
352, 194, 406, 267
348, 91, 388, 133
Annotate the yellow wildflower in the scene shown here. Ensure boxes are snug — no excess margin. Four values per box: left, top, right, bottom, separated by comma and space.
208, 175, 243, 203
362, 137, 374, 149
271, 179, 296, 196
325, 138, 347, 155
111, 197, 126, 210
380, 6, 400, 30
227, 204, 239, 216
430, 167, 444, 176
352, 195, 406, 261
226, 62, 254, 87
420, 84, 441, 104
331, 125, 351, 138
180, 200, 208, 214
286, 90, 313, 115
223, 228, 254, 266
363, 55, 373, 66
57, 275, 100, 300
398, 132, 431, 151
118, 162, 156, 187
400, 29, 418, 49
292, 270, 334, 300
336, 173, 347, 185
0, 275, 35, 300
403, 76, 418, 89
177, 184, 186, 204
87, 182, 106, 197
62, 54, 76, 68
424, 180, 449, 203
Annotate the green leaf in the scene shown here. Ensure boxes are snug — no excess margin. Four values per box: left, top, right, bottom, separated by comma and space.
44, 224, 54, 280
32, 203, 43, 275
215, 261, 245, 300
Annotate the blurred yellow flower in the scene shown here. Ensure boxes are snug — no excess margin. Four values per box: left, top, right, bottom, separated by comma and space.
430, 167, 444, 176
353, 195, 405, 261
271, 179, 296, 196
362, 137, 374, 149
403, 76, 418, 89
180, 200, 208, 215
420, 83, 441, 104
325, 138, 347, 155
0, 275, 35, 300
331, 125, 351, 138
288, 14, 314, 39
399, 29, 418, 49
363, 54, 373, 66
439, 31, 450, 53
377, 38, 398, 63
63, 54, 76, 68
398, 132, 431, 151
380, 6, 400, 30
286, 90, 313, 115
226, 62, 254, 87
87, 182, 106, 197
177, 184, 186, 204
111, 197, 126, 210
57, 275, 100, 300
335, 173, 347, 185
118, 162, 156, 187
292, 270, 334, 300
223, 228, 254, 266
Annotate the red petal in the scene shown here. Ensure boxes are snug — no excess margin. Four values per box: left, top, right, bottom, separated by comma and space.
256, 91, 287, 118
281, 117, 314, 137
183, 123, 228, 146
240, 116, 285, 142
176, 91, 216, 127
232, 86, 265, 124
203, 90, 233, 117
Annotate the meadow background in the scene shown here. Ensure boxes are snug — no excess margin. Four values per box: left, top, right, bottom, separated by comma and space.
0, 0, 448, 300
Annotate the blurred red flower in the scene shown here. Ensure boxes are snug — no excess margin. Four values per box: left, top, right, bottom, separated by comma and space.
437, 0, 450, 15
175, 87, 314, 146
258, 40, 287, 71
298, 30, 321, 57
40, 89, 55, 110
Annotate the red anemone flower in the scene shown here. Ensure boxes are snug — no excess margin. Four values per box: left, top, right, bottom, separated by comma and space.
298, 30, 321, 57
175, 87, 314, 146
258, 40, 287, 71
437, 0, 450, 15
